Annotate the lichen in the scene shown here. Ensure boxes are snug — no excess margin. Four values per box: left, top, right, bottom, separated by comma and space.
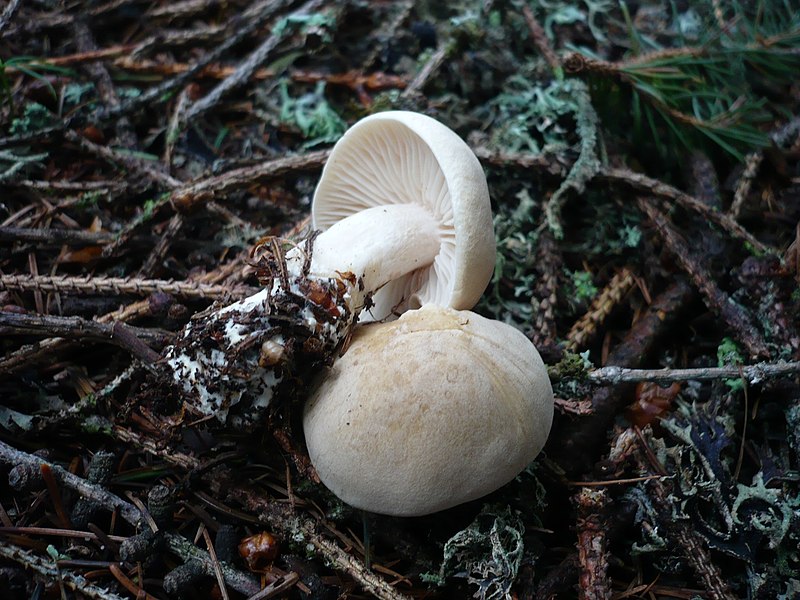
628, 400, 800, 595
426, 506, 526, 600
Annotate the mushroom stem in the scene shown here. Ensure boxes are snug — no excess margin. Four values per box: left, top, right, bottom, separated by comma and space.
163, 205, 441, 429
294, 203, 442, 310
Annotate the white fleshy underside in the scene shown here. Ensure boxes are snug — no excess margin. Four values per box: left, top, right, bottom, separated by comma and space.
314, 124, 455, 319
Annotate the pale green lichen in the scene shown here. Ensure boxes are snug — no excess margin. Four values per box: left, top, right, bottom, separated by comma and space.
278, 81, 346, 148
425, 506, 526, 600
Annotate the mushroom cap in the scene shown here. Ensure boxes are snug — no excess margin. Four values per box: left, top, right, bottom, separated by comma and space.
303, 305, 554, 516
312, 111, 495, 320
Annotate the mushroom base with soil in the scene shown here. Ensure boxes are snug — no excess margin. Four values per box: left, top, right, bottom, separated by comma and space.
164, 238, 359, 430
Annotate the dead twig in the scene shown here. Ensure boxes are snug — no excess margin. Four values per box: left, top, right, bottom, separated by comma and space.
584, 361, 800, 385
64, 130, 180, 190
111, 426, 201, 471
0, 542, 129, 600
0, 440, 143, 526
0, 225, 118, 245
729, 151, 762, 220
0, 311, 171, 363
178, 0, 325, 129
170, 149, 330, 211
138, 213, 185, 278
638, 198, 769, 359
0, 525, 126, 543
574, 488, 611, 600
245, 572, 300, 600
219, 478, 411, 600
108, 563, 159, 600
71, 16, 137, 149
0, 0, 21, 34
521, 4, 562, 76
163, 85, 196, 166
472, 146, 568, 177
15, 179, 122, 192
602, 167, 769, 254
0, 441, 262, 596
145, 0, 224, 20
104, 0, 294, 127
39, 463, 73, 529
1, 46, 135, 70
113, 59, 408, 92
2, 0, 142, 36
632, 437, 737, 600
402, 39, 452, 99
531, 230, 561, 349
566, 268, 635, 351
163, 533, 261, 596
553, 279, 695, 476
0, 0, 293, 150
730, 116, 800, 220
201, 527, 231, 600
0, 300, 153, 375
102, 149, 327, 258
361, 0, 414, 70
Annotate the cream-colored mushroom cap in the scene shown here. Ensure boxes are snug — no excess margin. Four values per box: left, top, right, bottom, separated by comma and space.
311, 111, 495, 321
303, 305, 554, 516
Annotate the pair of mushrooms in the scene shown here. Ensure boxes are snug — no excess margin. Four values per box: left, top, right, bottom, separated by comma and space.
166, 111, 554, 516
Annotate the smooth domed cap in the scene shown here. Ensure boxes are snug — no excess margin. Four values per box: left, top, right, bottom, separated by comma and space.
312, 111, 495, 320
303, 305, 554, 516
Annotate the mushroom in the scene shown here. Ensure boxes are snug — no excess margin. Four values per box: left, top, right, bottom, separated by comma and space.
309, 110, 495, 321
164, 112, 495, 428
303, 304, 554, 517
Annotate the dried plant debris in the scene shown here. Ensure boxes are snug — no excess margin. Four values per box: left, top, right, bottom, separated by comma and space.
1, 0, 800, 597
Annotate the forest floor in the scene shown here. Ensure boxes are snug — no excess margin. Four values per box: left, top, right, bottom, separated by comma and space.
1, 1, 800, 599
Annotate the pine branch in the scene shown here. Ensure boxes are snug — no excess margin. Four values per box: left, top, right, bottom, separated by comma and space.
563, 5, 800, 159
0, 273, 257, 299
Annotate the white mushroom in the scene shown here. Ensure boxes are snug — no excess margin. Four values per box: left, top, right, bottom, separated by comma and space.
164, 112, 495, 427
308, 111, 495, 320
303, 305, 555, 517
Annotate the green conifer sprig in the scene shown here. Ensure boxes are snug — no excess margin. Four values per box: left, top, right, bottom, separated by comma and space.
568, 1, 800, 160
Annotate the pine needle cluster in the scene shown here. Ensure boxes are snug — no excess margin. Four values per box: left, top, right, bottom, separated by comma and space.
578, 0, 800, 160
